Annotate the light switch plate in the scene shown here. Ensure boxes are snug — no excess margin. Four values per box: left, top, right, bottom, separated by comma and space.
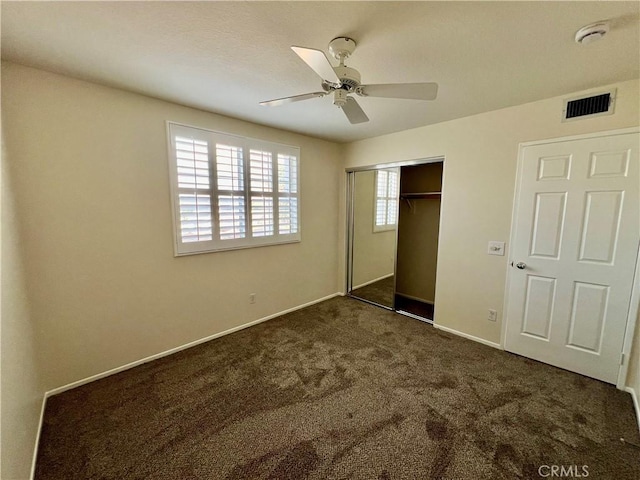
488, 241, 505, 256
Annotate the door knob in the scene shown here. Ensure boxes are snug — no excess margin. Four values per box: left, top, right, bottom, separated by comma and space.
515, 262, 526, 270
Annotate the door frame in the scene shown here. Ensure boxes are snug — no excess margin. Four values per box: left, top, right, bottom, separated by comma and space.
345, 155, 445, 318
501, 127, 640, 390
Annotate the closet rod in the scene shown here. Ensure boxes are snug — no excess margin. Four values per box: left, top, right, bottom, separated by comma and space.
399, 192, 441, 200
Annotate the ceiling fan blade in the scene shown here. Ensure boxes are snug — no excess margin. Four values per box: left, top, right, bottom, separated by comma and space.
358, 82, 438, 100
341, 97, 369, 124
260, 91, 326, 107
291, 46, 340, 84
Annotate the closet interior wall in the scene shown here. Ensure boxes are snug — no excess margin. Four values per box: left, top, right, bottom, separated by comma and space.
396, 162, 443, 320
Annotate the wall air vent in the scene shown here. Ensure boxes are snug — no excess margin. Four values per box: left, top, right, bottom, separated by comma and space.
562, 89, 615, 122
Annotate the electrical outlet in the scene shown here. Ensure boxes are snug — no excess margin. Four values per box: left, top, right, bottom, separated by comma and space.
249, 293, 256, 304
488, 309, 497, 322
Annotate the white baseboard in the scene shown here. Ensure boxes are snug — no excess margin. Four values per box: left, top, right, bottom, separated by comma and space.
45, 292, 341, 398
625, 386, 640, 434
352, 273, 393, 291
433, 323, 502, 350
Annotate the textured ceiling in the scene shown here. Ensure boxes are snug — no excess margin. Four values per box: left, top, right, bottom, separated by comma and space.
2, 1, 639, 143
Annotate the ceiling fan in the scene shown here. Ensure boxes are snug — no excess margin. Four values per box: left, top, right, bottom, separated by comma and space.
260, 37, 438, 124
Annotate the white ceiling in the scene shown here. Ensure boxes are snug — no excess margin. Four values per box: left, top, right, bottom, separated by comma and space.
2, 1, 639, 143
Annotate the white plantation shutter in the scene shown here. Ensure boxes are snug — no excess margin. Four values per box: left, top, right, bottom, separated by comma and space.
386, 170, 399, 224
216, 144, 244, 190
168, 123, 300, 255
215, 144, 246, 240
250, 150, 275, 237
251, 197, 274, 237
278, 197, 298, 235
218, 195, 246, 240
250, 150, 273, 192
178, 194, 212, 242
376, 198, 387, 226
278, 154, 298, 234
174, 135, 214, 244
278, 154, 299, 235
374, 168, 399, 232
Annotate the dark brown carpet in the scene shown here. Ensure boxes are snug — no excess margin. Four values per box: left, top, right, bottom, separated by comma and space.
350, 276, 394, 307
36, 297, 640, 479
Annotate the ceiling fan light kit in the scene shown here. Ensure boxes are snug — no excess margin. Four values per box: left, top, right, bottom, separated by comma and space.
260, 36, 438, 124
333, 88, 348, 107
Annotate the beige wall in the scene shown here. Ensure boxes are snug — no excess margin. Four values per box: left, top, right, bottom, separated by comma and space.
352, 170, 395, 287
2, 62, 342, 394
1, 128, 46, 478
343, 79, 640, 366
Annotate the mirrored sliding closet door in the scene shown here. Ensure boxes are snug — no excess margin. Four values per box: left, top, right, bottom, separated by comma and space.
346, 159, 443, 323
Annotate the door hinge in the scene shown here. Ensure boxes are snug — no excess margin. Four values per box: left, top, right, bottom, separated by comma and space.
621, 353, 625, 365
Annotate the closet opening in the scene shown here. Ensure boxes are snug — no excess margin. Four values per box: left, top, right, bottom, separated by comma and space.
346, 157, 444, 323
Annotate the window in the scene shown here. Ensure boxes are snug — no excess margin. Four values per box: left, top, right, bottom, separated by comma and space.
168, 123, 300, 255
374, 168, 399, 232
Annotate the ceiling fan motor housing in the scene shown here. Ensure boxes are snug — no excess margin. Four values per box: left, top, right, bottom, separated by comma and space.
334, 65, 361, 90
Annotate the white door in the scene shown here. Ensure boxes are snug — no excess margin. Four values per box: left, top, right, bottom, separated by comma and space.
505, 131, 639, 384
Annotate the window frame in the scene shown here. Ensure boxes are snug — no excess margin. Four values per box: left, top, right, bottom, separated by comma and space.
167, 122, 301, 256
373, 168, 399, 233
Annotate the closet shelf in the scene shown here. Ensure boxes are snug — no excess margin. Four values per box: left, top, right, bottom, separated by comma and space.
400, 192, 441, 199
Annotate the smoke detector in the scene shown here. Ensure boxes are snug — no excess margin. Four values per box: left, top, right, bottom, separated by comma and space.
575, 21, 610, 45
